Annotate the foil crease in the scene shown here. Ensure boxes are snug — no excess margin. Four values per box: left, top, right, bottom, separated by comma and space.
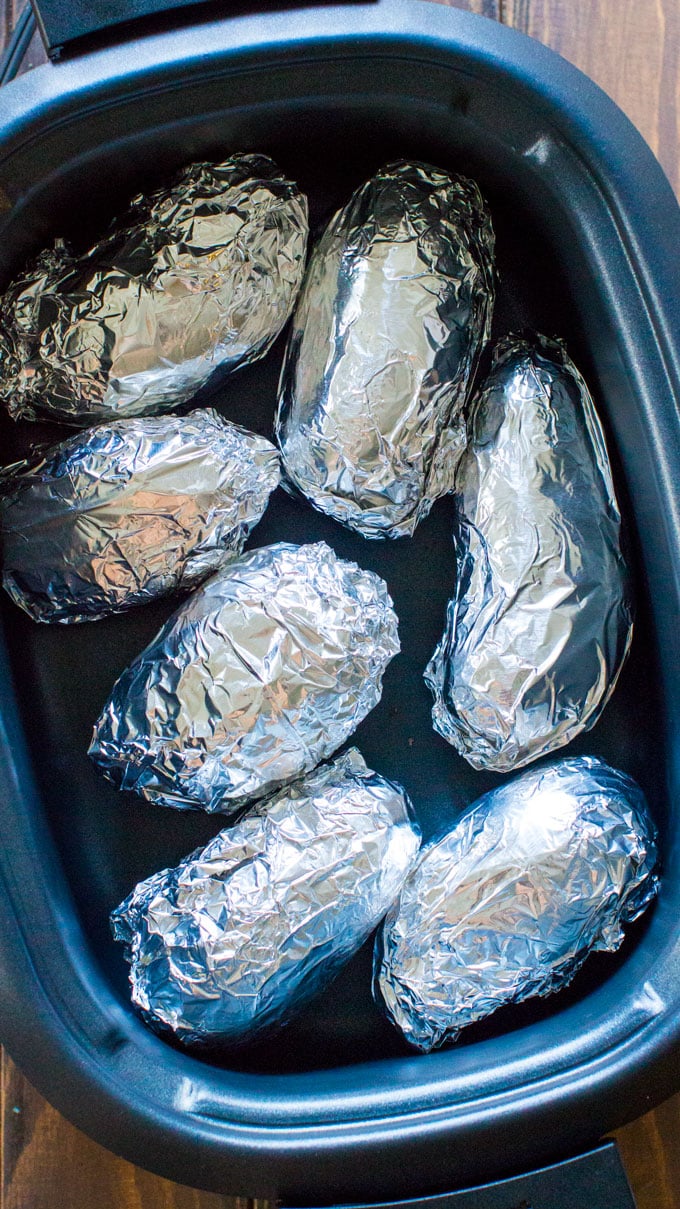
374, 756, 658, 1052
0, 154, 308, 425
89, 541, 400, 812
276, 160, 495, 539
425, 334, 633, 771
111, 748, 421, 1047
0, 408, 280, 624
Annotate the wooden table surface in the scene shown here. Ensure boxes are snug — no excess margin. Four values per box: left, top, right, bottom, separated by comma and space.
1, 1, 679, 1205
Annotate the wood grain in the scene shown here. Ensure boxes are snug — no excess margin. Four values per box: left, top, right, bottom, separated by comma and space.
616, 1100, 680, 1209
14, 24, 48, 75
1, 0, 47, 73
1, 1, 679, 1207
444, 0, 501, 15
503, 0, 680, 195
1, 1052, 261, 1209
1, 0, 10, 53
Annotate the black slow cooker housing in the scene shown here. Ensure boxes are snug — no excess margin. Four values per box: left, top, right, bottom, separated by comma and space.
0, 2, 679, 1203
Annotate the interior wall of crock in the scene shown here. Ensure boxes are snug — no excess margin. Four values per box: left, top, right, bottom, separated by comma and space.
0, 55, 669, 1077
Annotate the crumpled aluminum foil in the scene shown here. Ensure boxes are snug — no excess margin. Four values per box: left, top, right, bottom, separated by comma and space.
425, 334, 633, 771
89, 541, 400, 812
0, 154, 308, 425
0, 408, 280, 624
374, 756, 658, 1052
276, 160, 495, 539
111, 748, 421, 1047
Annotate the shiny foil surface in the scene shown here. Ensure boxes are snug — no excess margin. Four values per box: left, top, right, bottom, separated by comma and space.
0, 155, 308, 425
0, 408, 280, 624
89, 541, 400, 812
111, 748, 421, 1047
375, 757, 658, 1052
276, 160, 495, 539
425, 334, 633, 772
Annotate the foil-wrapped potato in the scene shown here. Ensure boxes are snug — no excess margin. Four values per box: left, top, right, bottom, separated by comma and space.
276, 160, 495, 539
89, 541, 399, 812
375, 757, 658, 1052
0, 155, 308, 425
426, 334, 633, 771
0, 409, 280, 623
111, 748, 421, 1047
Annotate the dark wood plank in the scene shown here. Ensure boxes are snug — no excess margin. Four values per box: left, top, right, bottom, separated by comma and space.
1, 1052, 262, 1209
616, 1098, 680, 1209
441, 0, 501, 15
503, 0, 680, 196
0, 0, 47, 72
14, 23, 48, 75
1, 0, 10, 54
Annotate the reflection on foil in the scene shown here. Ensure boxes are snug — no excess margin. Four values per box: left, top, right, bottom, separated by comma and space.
0, 154, 308, 424
375, 757, 658, 1051
112, 748, 421, 1047
277, 160, 495, 538
426, 334, 633, 771
0, 408, 280, 623
90, 541, 400, 812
